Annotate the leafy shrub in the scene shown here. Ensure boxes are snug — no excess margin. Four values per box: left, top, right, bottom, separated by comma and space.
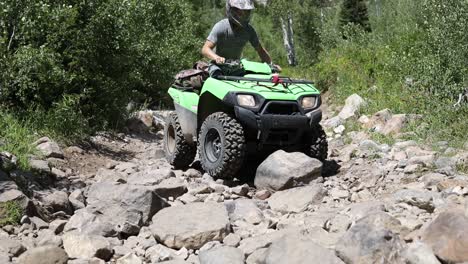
0, 0, 199, 133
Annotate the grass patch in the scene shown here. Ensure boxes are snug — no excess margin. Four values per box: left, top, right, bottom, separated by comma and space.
0, 112, 37, 169
457, 163, 468, 174
370, 132, 396, 146
0, 201, 23, 227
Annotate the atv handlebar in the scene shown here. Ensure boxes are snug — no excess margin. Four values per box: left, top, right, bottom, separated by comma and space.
210, 60, 281, 73
214, 75, 314, 85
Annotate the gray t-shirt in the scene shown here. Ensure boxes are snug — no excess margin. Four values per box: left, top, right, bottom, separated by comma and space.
207, 19, 260, 60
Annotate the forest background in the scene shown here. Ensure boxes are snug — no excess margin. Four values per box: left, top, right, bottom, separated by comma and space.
0, 0, 467, 166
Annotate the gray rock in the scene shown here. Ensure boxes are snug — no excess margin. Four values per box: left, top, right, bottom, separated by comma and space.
64, 207, 130, 237
393, 189, 439, 212
71, 181, 169, 236
254, 150, 322, 191
0, 238, 26, 257
255, 190, 271, 200
159, 260, 190, 264
69, 189, 86, 210
17, 246, 68, 264
265, 235, 344, 264
225, 199, 264, 225
145, 244, 187, 263
335, 213, 405, 264
231, 184, 249, 196
342, 201, 386, 222
62, 232, 113, 261
422, 209, 468, 263
36, 229, 62, 247
338, 94, 365, 120
268, 184, 326, 213
35, 137, 64, 159
151, 202, 230, 250
223, 233, 241, 247
323, 116, 343, 129
381, 114, 407, 135
199, 247, 244, 264
30, 216, 48, 230
116, 253, 143, 264
0, 252, 10, 263
238, 229, 294, 256
126, 168, 175, 186
246, 248, 268, 264
49, 219, 67, 235
435, 156, 456, 170
0, 189, 34, 216
153, 177, 188, 199
403, 241, 441, 264
29, 160, 50, 173
37, 190, 73, 215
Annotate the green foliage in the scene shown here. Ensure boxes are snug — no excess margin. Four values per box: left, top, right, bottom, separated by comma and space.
299, 0, 468, 147
0, 111, 36, 168
339, 0, 371, 32
0, 0, 199, 133
0, 201, 23, 227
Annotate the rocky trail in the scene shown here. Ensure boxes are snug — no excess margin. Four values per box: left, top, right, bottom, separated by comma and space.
1, 94, 468, 264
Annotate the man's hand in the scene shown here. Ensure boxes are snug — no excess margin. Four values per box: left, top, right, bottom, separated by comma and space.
270, 64, 282, 73
215, 56, 226, 64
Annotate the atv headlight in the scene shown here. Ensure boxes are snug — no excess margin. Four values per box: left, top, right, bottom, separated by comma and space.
237, 94, 256, 107
301, 96, 317, 109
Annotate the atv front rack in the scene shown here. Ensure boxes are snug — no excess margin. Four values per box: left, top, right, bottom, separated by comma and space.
215, 75, 314, 85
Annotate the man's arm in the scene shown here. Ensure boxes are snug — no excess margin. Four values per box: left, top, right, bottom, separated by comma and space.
255, 44, 282, 72
255, 44, 272, 64
201, 40, 225, 64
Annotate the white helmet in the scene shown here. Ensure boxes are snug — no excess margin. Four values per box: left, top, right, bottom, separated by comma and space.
226, 0, 255, 28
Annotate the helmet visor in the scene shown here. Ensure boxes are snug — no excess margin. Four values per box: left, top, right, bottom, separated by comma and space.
231, 7, 253, 25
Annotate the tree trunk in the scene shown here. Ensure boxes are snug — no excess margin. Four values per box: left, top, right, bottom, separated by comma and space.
281, 14, 297, 66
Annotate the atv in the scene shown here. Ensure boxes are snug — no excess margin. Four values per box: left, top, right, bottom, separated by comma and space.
164, 59, 327, 179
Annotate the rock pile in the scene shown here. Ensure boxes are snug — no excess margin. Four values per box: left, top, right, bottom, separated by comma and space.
1, 104, 467, 264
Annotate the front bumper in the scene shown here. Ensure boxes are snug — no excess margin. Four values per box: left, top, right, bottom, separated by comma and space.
234, 106, 322, 146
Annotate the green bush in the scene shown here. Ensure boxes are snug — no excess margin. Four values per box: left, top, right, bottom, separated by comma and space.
0, 0, 199, 133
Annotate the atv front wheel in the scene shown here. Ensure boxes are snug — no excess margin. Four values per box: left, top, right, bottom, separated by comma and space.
198, 112, 246, 179
307, 125, 328, 161
164, 112, 196, 168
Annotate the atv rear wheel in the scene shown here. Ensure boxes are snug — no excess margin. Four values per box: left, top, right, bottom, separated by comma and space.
164, 112, 196, 168
198, 112, 246, 179
307, 125, 328, 161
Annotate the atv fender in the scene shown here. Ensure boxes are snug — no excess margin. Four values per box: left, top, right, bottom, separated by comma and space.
168, 87, 199, 144
197, 91, 234, 133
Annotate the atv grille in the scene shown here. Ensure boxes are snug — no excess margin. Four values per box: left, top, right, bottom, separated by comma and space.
261, 101, 300, 115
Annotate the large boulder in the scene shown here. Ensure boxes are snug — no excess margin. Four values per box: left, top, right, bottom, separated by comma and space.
87, 181, 169, 224
199, 246, 244, 264
36, 190, 73, 215
335, 212, 406, 264
62, 232, 113, 261
17, 246, 68, 264
338, 94, 365, 120
254, 150, 322, 191
422, 209, 468, 263
65, 182, 168, 237
151, 202, 231, 250
265, 235, 344, 264
34, 137, 64, 159
267, 184, 326, 214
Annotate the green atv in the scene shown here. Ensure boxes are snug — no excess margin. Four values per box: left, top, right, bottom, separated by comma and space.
164, 59, 327, 179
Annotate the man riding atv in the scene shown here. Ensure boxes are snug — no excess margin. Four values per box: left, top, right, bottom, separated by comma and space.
201, 0, 281, 74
